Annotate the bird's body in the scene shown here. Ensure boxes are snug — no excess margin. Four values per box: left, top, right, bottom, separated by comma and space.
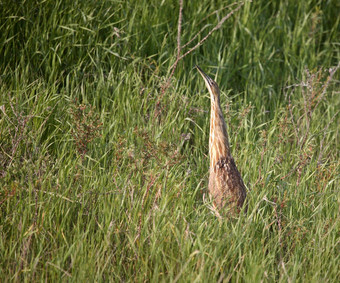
196, 66, 246, 212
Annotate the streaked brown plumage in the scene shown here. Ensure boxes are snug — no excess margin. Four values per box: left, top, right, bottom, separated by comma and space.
196, 65, 246, 212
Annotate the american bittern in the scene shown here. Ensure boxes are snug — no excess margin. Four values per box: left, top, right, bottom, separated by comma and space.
196, 65, 246, 211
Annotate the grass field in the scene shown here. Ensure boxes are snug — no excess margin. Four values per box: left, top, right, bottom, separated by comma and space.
1, 0, 339, 281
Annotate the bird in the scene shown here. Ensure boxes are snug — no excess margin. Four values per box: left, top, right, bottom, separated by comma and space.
196, 65, 247, 212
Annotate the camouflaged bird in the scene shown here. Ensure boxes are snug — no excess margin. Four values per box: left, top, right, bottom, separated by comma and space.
196, 65, 247, 212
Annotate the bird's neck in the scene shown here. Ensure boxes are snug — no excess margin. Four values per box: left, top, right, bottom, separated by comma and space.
209, 100, 230, 169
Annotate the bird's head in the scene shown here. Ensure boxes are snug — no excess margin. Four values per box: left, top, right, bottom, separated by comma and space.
196, 65, 220, 102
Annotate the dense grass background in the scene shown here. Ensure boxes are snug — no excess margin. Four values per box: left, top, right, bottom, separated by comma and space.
1, 0, 339, 281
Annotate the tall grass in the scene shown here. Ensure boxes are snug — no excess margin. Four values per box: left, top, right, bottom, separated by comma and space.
1, 0, 339, 281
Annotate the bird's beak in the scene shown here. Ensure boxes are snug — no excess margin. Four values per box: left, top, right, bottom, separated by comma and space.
196, 65, 213, 87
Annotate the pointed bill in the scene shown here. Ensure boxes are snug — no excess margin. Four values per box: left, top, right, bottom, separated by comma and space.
196, 65, 214, 87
